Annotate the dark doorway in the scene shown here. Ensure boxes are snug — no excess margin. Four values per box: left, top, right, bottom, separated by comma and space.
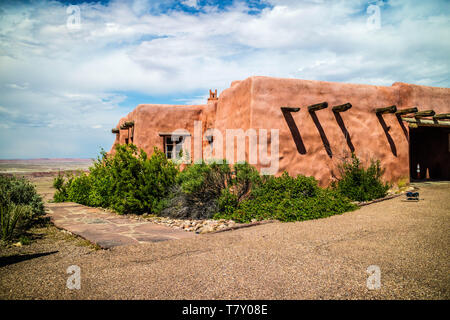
409, 126, 450, 180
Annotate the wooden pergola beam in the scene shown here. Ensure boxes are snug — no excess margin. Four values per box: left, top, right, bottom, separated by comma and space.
401, 117, 450, 127
332, 103, 352, 113
111, 128, 120, 134
281, 107, 300, 112
395, 107, 418, 115
414, 110, 435, 118
375, 105, 397, 114
308, 102, 328, 112
433, 113, 450, 120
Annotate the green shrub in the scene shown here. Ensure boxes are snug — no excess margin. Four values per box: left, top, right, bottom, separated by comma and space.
66, 172, 92, 205
333, 154, 390, 202
1, 204, 32, 241
0, 175, 45, 219
53, 144, 178, 215
161, 161, 260, 219
53, 173, 68, 203
0, 175, 43, 242
214, 172, 357, 223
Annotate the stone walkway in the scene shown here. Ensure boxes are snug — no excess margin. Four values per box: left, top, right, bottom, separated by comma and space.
46, 202, 196, 248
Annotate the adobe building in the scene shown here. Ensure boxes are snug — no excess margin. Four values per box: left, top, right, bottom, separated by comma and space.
110, 76, 450, 186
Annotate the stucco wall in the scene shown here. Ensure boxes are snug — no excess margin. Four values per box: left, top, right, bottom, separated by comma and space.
110, 76, 450, 185
111, 104, 205, 160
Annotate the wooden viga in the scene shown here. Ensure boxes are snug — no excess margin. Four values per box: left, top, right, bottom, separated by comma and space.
332, 103, 352, 112
280, 106, 300, 112
120, 121, 134, 130
433, 113, 450, 120
395, 107, 418, 116
308, 102, 328, 112
414, 110, 435, 118
375, 105, 397, 114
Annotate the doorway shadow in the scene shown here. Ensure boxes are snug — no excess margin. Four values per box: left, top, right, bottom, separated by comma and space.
309, 111, 332, 158
281, 109, 307, 154
333, 112, 355, 153
376, 113, 397, 156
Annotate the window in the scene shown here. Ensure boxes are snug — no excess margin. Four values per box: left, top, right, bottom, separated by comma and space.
164, 136, 184, 160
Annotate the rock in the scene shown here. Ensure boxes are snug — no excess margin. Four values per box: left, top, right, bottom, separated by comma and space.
200, 225, 214, 234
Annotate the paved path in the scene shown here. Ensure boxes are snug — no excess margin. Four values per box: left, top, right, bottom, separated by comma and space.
46, 202, 195, 248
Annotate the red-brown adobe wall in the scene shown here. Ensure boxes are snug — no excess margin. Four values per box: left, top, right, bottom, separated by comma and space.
243, 76, 408, 185
110, 76, 450, 186
213, 77, 450, 185
111, 104, 205, 159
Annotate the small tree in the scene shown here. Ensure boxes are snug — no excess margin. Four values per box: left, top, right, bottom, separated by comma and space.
333, 153, 390, 202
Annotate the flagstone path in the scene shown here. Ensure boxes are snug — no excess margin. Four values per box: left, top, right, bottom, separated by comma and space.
46, 202, 196, 249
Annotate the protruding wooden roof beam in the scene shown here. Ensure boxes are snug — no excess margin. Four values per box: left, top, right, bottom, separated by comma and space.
414, 110, 435, 118
308, 102, 328, 112
375, 105, 397, 114
332, 103, 352, 113
433, 113, 450, 120
281, 107, 300, 112
120, 121, 135, 130
111, 128, 120, 134
395, 107, 418, 115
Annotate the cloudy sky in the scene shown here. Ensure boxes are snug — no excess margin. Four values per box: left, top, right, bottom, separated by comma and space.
0, 0, 449, 159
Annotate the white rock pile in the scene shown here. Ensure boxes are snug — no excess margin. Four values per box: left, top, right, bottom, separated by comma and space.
128, 214, 237, 234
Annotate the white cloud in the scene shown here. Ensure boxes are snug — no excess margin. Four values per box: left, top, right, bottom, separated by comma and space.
0, 0, 449, 158
182, 0, 199, 8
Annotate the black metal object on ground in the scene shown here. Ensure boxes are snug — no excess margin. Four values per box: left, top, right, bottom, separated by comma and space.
406, 191, 419, 201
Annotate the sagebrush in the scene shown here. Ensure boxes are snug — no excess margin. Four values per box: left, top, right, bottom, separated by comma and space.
160, 161, 261, 219
0, 175, 45, 241
332, 153, 390, 202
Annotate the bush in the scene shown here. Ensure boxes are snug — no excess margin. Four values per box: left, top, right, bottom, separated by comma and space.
214, 172, 357, 223
160, 161, 261, 219
0, 175, 44, 241
53, 144, 178, 215
332, 154, 390, 202
1, 204, 32, 241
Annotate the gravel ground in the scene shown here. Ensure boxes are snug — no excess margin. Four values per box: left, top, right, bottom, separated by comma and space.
0, 182, 448, 299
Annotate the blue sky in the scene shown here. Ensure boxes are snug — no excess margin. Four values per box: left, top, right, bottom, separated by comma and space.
0, 0, 449, 159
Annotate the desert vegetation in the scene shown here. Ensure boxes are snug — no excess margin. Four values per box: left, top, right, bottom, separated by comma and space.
53, 144, 392, 223
53, 144, 178, 214
0, 175, 45, 242
332, 153, 390, 202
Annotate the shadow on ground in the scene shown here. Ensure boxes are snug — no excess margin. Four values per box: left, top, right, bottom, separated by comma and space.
0, 251, 58, 268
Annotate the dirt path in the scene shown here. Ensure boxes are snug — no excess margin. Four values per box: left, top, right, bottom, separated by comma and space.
1, 182, 449, 299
